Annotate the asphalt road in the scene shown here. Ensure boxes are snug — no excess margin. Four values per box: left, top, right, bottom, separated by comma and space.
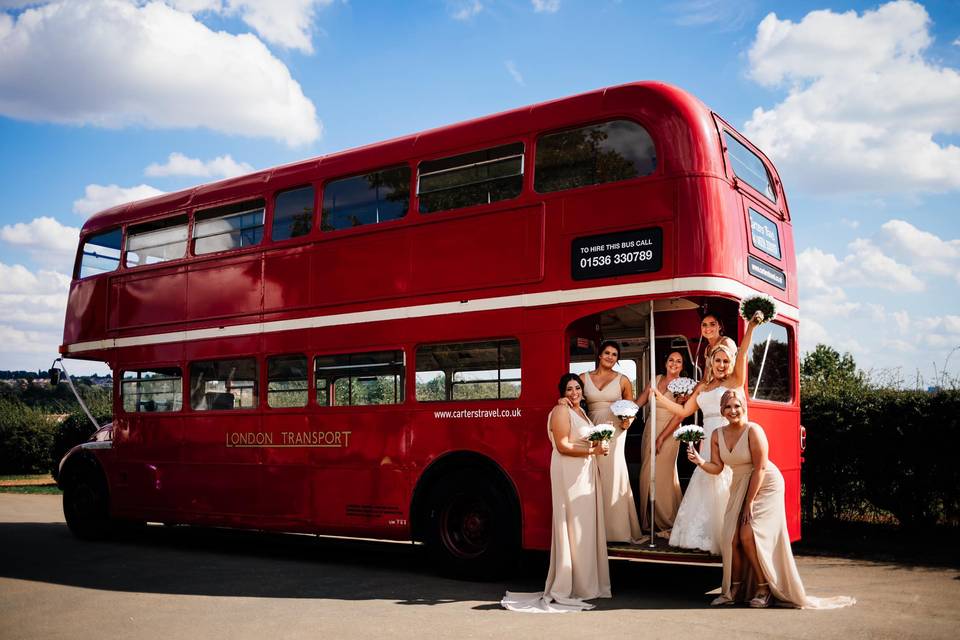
1, 494, 957, 640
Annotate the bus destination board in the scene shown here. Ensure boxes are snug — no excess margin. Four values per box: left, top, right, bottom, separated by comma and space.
572, 227, 663, 280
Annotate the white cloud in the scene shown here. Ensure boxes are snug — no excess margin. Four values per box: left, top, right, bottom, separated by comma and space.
840, 217, 860, 229
875, 219, 960, 283
145, 152, 254, 179
0, 260, 104, 374
744, 1, 960, 194
0, 0, 322, 146
0, 216, 79, 268
167, 1, 332, 54
531, 0, 559, 13
449, 0, 482, 21
72, 184, 165, 217
0, 216, 78, 255
505, 60, 524, 86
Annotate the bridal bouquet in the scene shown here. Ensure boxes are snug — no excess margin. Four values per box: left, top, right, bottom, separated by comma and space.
666, 377, 696, 403
588, 424, 615, 443
740, 295, 778, 324
609, 399, 639, 421
673, 424, 705, 445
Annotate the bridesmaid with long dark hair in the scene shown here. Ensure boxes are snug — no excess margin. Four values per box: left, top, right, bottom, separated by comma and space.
502, 374, 612, 612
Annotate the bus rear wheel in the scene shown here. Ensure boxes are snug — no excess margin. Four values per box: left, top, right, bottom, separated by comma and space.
425, 471, 519, 581
63, 467, 112, 541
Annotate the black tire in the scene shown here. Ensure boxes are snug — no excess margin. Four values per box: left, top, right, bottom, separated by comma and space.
62, 466, 112, 541
424, 469, 519, 581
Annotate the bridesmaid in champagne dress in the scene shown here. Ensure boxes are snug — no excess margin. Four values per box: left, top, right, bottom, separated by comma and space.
502, 374, 612, 613
690, 388, 855, 610
635, 351, 686, 532
581, 340, 642, 543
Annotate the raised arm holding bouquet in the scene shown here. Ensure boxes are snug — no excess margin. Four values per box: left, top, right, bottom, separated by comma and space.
648, 309, 764, 554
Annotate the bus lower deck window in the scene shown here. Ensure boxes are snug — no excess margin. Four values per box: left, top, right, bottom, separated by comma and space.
121, 368, 183, 413
416, 339, 521, 401
189, 358, 258, 410
315, 350, 404, 406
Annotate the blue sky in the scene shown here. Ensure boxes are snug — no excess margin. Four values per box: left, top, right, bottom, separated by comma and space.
1, 0, 958, 383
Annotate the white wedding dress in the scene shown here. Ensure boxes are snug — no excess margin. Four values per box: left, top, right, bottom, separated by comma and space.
668, 385, 733, 554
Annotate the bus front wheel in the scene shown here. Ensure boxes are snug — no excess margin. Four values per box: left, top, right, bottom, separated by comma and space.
63, 467, 112, 541
425, 470, 519, 580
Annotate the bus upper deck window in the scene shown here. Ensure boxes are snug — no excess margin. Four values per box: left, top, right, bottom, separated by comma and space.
272, 186, 314, 241
125, 216, 188, 268
194, 200, 265, 255
723, 131, 777, 203
78, 228, 122, 278
535, 120, 656, 193
322, 166, 410, 231
417, 142, 524, 214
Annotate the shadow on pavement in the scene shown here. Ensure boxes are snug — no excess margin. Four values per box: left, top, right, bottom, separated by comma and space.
0, 521, 718, 608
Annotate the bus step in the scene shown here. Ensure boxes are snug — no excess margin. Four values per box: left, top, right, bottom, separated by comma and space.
607, 537, 721, 566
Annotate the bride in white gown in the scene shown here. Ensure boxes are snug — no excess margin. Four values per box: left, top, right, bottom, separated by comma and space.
652, 311, 762, 554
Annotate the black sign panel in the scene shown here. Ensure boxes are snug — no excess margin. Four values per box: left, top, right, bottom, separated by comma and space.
572, 227, 662, 281
748, 256, 786, 290
749, 208, 782, 260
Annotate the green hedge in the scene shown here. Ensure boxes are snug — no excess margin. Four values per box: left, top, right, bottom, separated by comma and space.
801, 387, 960, 529
0, 399, 57, 474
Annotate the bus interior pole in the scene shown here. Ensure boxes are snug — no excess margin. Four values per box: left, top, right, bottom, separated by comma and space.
648, 302, 657, 548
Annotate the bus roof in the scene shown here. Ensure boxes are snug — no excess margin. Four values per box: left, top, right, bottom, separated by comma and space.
81, 81, 723, 235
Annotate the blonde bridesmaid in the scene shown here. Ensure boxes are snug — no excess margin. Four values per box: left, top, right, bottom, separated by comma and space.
689, 388, 855, 609
502, 374, 612, 612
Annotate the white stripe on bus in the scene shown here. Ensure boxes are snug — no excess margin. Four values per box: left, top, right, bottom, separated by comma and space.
63, 276, 799, 354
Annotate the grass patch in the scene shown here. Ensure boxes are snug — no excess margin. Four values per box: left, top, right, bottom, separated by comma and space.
0, 485, 61, 495
0, 474, 52, 482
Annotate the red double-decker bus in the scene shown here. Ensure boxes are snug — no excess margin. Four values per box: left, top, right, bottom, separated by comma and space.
57, 81, 800, 577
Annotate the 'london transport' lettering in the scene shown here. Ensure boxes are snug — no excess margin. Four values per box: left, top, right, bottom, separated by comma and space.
225, 431, 352, 448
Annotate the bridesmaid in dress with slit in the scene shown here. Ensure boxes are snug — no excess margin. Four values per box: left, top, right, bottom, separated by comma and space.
690, 388, 855, 610
502, 374, 612, 613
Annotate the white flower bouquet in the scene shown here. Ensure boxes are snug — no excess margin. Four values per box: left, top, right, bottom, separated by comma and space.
588, 424, 615, 443
609, 399, 639, 420
666, 377, 696, 398
673, 424, 705, 445
740, 295, 778, 324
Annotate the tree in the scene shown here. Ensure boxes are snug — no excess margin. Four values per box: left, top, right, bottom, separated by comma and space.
801, 344, 864, 389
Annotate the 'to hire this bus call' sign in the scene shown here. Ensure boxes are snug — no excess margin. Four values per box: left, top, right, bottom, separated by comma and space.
571, 227, 663, 280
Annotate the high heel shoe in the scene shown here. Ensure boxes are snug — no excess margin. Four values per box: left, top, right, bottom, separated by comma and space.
710, 581, 741, 606
749, 583, 772, 608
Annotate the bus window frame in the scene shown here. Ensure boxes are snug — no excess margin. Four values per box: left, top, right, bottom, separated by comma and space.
119, 365, 185, 414
265, 352, 312, 410
745, 319, 796, 405
75, 226, 124, 280
192, 199, 267, 257
268, 184, 318, 245
187, 355, 261, 413
532, 116, 660, 195
414, 337, 523, 403
319, 164, 413, 235
123, 213, 191, 270
415, 141, 526, 216
714, 114, 787, 221
313, 346, 407, 409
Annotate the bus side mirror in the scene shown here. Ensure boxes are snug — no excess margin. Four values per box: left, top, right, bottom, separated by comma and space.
49, 368, 61, 385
